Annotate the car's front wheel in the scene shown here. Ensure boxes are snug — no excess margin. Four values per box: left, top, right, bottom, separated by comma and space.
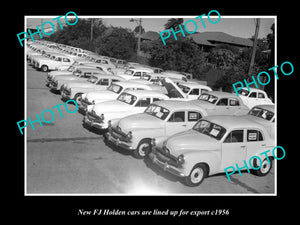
185, 163, 208, 187
133, 139, 151, 159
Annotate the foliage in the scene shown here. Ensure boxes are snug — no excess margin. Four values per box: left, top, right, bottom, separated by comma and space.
146, 38, 206, 79
94, 27, 136, 60
164, 18, 184, 30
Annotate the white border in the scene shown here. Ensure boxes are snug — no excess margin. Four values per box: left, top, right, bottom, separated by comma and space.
24, 15, 277, 196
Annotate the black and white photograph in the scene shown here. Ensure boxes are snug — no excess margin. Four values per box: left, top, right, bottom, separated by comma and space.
14, 5, 297, 223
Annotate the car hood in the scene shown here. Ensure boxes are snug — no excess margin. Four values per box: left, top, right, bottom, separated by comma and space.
86, 90, 118, 101
118, 113, 164, 131
49, 71, 73, 77
54, 75, 77, 81
93, 100, 132, 114
166, 130, 220, 156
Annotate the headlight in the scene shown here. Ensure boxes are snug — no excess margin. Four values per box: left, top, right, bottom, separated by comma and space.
151, 138, 156, 147
177, 154, 185, 164
100, 113, 104, 120
126, 131, 133, 140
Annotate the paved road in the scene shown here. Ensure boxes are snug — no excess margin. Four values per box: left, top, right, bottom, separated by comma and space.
25, 65, 275, 195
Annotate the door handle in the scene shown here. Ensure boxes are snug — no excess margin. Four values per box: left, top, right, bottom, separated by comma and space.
182, 124, 187, 127
240, 145, 246, 148
261, 144, 266, 146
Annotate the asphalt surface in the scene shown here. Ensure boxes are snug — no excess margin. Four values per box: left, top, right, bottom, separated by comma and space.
25, 65, 275, 195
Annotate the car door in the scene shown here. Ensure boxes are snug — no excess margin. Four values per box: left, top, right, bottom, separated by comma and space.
95, 78, 110, 91
187, 111, 202, 128
228, 98, 245, 115
245, 129, 266, 161
165, 111, 188, 136
248, 91, 258, 108
187, 88, 200, 100
221, 129, 247, 169
133, 97, 151, 114
215, 98, 231, 115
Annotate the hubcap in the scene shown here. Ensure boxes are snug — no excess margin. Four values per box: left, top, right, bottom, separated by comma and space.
139, 143, 150, 156
260, 160, 271, 174
190, 167, 204, 183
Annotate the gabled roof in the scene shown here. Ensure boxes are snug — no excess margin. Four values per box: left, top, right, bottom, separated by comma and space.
188, 32, 253, 47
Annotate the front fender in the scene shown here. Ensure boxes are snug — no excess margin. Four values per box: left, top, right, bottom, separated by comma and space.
130, 128, 165, 149
182, 150, 221, 176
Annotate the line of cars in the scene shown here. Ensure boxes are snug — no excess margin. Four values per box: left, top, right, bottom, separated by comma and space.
27, 40, 275, 187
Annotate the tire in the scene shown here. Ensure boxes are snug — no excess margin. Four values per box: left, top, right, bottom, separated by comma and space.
133, 139, 151, 159
74, 93, 82, 104
41, 65, 48, 72
252, 158, 272, 176
185, 163, 208, 187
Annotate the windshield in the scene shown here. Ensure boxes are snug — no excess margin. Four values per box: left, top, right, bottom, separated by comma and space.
117, 92, 137, 105
108, 84, 123, 94
178, 84, 190, 94
238, 89, 250, 96
73, 69, 82, 76
87, 75, 98, 84
192, 119, 226, 140
144, 104, 170, 120
248, 107, 274, 121
124, 69, 134, 75
198, 94, 218, 104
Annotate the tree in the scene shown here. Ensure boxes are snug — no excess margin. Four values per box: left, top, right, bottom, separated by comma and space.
164, 18, 184, 31
146, 38, 206, 79
94, 27, 136, 60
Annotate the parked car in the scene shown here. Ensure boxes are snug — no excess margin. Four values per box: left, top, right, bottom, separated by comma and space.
243, 104, 275, 139
162, 78, 212, 100
78, 81, 162, 114
190, 91, 250, 116
106, 100, 207, 159
35, 54, 75, 72
116, 68, 154, 80
49, 68, 107, 92
236, 87, 274, 109
61, 74, 125, 102
149, 115, 275, 186
84, 90, 169, 130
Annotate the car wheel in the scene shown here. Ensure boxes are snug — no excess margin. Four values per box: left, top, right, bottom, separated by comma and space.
41, 65, 48, 72
74, 93, 82, 104
185, 163, 208, 187
133, 139, 151, 159
253, 158, 272, 176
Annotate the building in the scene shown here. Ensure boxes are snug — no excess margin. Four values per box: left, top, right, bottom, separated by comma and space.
187, 32, 253, 52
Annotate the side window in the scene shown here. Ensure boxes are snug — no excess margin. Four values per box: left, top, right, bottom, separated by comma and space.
55, 57, 62, 61
201, 89, 209, 94
249, 92, 257, 98
102, 60, 108, 64
112, 79, 120, 82
134, 72, 141, 77
98, 79, 109, 86
153, 98, 162, 102
189, 89, 200, 96
247, 130, 264, 142
168, 111, 185, 122
216, 98, 228, 106
135, 97, 151, 107
188, 111, 202, 122
258, 93, 265, 98
229, 98, 240, 106
224, 130, 244, 143
96, 67, 103, 71
83, 72, 92, 78
63, 58, 70, 62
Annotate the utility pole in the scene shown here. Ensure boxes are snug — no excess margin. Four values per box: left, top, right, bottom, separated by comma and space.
248, 18, 260, 77
91, 18, 94, 41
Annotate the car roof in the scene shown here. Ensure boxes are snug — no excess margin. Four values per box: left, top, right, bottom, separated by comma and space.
114, 81, 150, 88
153, 100, 205, 111
179, 82, 211, 89
91, 74, 125, 79
76, 67, 104, 72
205, 91, 241, 99
242, 87, 267, 93
123, 90, 168, 98
251, 104, 275, 112
203, 115, 267, 131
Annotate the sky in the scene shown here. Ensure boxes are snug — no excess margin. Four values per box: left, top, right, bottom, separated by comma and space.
27, 16, 275, 39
